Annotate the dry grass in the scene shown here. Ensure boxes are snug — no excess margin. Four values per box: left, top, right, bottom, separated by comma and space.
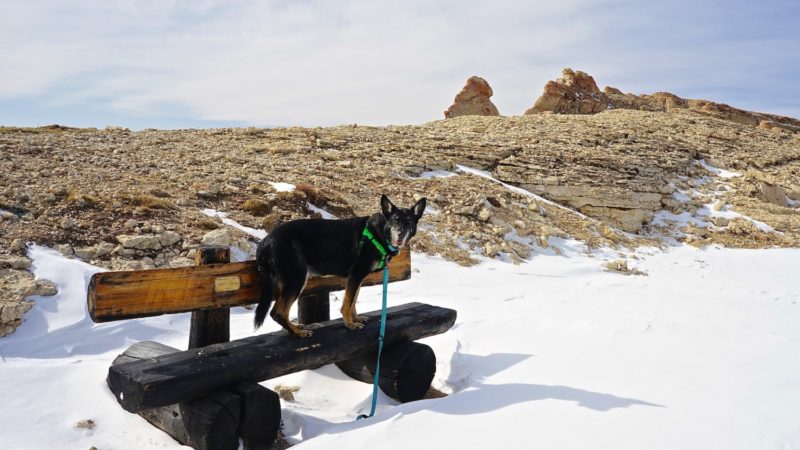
196, 217, 221, 230
67, 190, 101, 208
123, 194, 178, 210
260, 212, 284, 232
243, 198, 272, 216
295, 183, 327, 206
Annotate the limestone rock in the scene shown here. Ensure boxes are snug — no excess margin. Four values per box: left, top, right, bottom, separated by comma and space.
61, 217, 77, 229
759, 181, 788, 207
201, 228, 233, 246
0, 256, 32, 270
201, 228, 253, 259
116, 234, 162, 251
444, 76, 500, 118
525, 68, 609, 115
604, 87, 800, 131
35, 279, 58, 296
74, 242, 116, 260
603, 259, 647, 276
0, 300, 33, 337
10, 239, 26, 253
158, 231, 182, 247
0, 268, 56, 337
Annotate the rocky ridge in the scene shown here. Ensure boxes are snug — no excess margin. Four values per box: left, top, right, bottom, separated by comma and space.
1, 81, 799, 336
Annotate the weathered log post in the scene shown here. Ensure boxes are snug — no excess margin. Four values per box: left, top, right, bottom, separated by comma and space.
111, 341, 282, 450
112, 341, 241, 450
189, 246, 231, 348
298, 291, 330, 324
336, 341, 436, 403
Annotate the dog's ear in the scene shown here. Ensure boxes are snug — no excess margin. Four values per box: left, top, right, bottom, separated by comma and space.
380, 194, 395, 217
412, 197, 427, 220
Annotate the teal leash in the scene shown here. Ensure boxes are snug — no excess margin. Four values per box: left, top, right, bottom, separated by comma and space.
357, 246, 395, 420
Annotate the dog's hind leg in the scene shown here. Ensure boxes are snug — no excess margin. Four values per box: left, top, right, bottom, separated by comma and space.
269, 270, 311, 338
270, 289, 311, 337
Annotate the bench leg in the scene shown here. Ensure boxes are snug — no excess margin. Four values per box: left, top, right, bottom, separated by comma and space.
336, 341, 437, 403
111, 341, 281, 450
298, 291, 331, 325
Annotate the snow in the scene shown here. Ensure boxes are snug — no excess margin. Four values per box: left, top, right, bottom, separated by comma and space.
307, 202, 337, 220
270, 182, 297, 192
201, 208, 268, 240
698, 159, 742, 179
455, 165, 595, 221
2, 244, 800, 449
417, 170, 457, 179
651, 200, 777, 234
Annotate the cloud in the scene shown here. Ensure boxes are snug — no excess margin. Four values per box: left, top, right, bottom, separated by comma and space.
0, 0, 798, 128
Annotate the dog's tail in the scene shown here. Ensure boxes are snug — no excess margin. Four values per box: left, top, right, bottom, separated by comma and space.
254, 264, 274, 331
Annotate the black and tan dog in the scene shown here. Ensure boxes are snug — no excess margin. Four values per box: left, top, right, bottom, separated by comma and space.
254, 194, 426, 337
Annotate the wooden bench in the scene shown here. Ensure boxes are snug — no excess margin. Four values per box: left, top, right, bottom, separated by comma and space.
87, 245, 457, 450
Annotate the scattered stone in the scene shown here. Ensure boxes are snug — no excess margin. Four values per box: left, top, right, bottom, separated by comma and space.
115, 233, 180, 251
712, 217, 730, 227
602, 259, 647, 276
1, 210, 19, 221
0, 300, 33, 337
35, 279, 58, 296
157, 231, 182, 247
75, 245, 99, 260
61, 217, 77, 229
0, 256, 32, 270
477, 207, 492, 222
759, 181, 788, 207
274, 384, 300, 402
201, 228, 233, 247
56, 244, 74, 256
168, 257, 194, 268
444, 76, 500, 118
11, 239, 27, 253
75, 419, 96, 430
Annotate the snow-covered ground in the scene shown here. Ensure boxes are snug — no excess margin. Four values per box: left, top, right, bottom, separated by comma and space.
1, 243, 799, 449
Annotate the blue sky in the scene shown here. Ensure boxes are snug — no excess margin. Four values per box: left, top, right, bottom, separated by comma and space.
1, 0, 798, 129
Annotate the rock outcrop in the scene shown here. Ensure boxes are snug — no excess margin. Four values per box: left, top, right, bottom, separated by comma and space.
525, 68, 800, 132
1, 256, 58, 337
525, 68, 609, 115
603, 87, 800, 131
444, 76, 500, 118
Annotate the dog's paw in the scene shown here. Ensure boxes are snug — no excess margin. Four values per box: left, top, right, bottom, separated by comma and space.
294, 328, 313, 338
354, 315, 368, 324
345, 321, 365, 330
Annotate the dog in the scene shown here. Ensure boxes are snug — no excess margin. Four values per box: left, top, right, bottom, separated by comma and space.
254, 194, 426, 337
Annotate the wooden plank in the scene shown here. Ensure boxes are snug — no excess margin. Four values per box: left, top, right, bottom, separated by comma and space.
88, 247, 411, 323
189, 246, 231, 349
107, 302, 456, 412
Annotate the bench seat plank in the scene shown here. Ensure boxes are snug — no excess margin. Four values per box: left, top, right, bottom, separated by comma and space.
107, 302, 456, 412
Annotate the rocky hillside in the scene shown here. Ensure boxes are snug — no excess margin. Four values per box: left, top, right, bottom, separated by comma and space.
2, 70, 799, 336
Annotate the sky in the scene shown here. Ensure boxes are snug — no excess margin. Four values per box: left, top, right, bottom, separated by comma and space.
0, 0, 798, 129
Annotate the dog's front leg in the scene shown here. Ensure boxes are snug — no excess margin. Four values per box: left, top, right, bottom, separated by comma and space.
341, 273, 367, 330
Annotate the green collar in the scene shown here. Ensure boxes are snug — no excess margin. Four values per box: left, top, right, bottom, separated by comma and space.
359, 225, 398, 269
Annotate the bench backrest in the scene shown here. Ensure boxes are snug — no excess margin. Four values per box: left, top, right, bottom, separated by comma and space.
87, 248, 411, 323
